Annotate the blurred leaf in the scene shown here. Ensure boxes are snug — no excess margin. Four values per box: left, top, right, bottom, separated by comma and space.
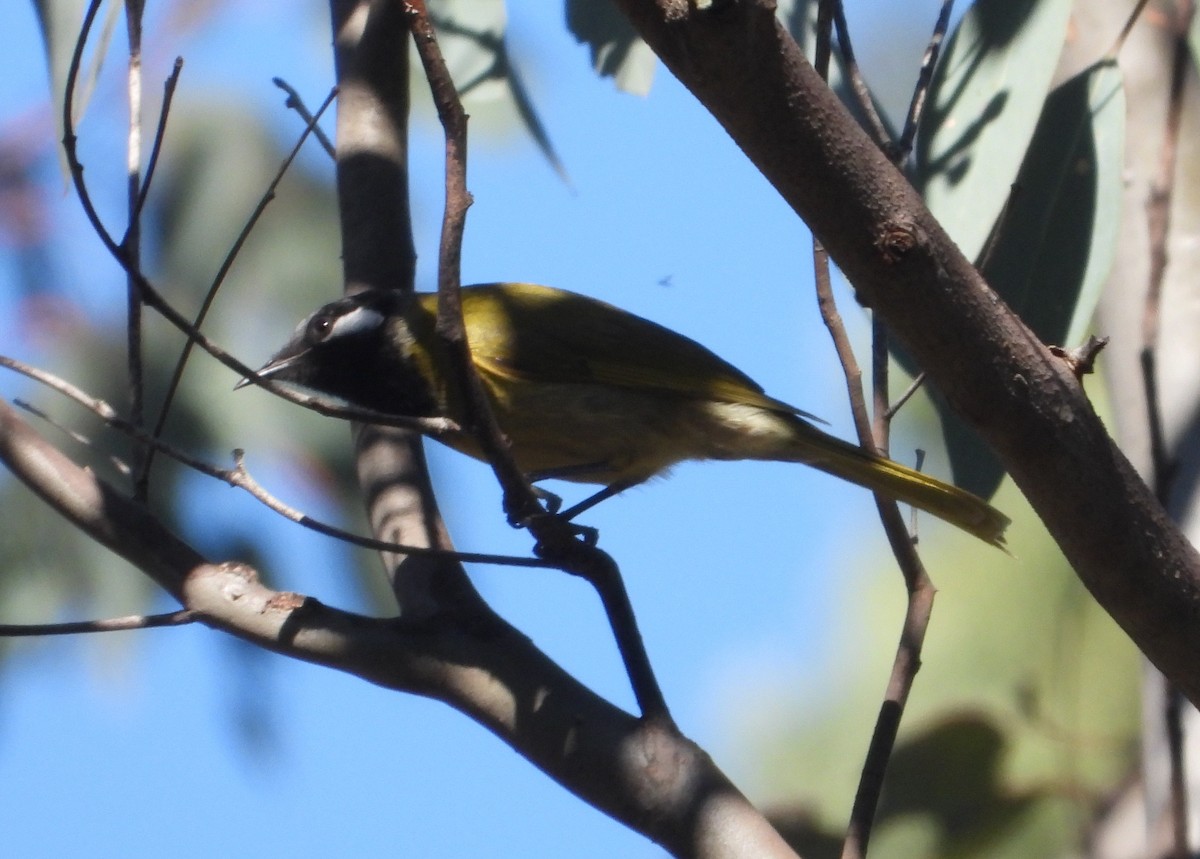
766, 805, 843, 859
923, 60, 1125, 497
915, 0, 1073, 265
500, 41, 569, 182
431, 0, 508, 103
777, 0, 815, 46
32, 0, 121, 177
565, 0, 657, 96
740, 480, 1139, 859
430, 0, 567, 177
881, 714, 1041, 849
981, 61, 1124, 350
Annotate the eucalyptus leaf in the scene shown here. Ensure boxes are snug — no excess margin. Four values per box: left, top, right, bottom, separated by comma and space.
565, 0, 656, 96
915, 0, 1073, 264
922, 60, 1126, 498
430, 0, 567, 176
982, 60, 1124, 350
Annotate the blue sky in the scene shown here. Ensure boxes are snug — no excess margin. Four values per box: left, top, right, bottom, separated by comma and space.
0, 2, 993, 856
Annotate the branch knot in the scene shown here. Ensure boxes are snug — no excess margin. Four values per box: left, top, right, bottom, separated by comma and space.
876, 220, 918, 264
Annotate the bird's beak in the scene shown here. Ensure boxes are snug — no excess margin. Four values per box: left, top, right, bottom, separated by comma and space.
234, 355, 294, 391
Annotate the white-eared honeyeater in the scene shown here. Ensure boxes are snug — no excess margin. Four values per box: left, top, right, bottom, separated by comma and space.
243, 283, 1009, 547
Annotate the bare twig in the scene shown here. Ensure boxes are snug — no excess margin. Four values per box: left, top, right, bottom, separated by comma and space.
273, 77, 337, 159
827, 2, 891, 149
870, 316, 891, 454
882, 371, 926, 422
142, 86, 338, 482
61, 0, 432, 434
896, 0, 953, 163
404, 0, 534, 520
1049, 335, 1109, 379
878, 1, 953, 434
2, 355, 543, 569
14, 398, 131, 476
0, 394, 794, 856
1110, 0, 1157, 57
0, 610, 196, 637
128, 57, 183, 229
814, 237, 937, 859
811, 18, 937, 858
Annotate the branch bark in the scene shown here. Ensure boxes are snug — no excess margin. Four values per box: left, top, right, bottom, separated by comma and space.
613, 0, 1200, 704
330, 0, 472, 617
0, 395, 797, 859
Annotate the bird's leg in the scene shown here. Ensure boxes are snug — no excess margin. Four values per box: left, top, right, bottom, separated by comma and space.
527, 463, 636, 522
530, 485, 563, 515
557, 481, 636, 521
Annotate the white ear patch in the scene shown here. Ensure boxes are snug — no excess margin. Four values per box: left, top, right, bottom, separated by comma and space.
329, 306, 384, 339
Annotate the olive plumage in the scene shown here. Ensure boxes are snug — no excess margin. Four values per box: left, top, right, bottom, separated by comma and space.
246, 283, 1009, 548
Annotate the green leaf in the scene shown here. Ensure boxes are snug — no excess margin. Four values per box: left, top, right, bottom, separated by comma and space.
430, 0, 568, 178
924, 59, 1126, 498
565, 0, 657, 96
982, 60, 1124, 349
915, 0, 1073, 265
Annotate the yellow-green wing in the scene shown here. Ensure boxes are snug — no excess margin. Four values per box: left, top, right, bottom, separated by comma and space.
441, 283, 813, 418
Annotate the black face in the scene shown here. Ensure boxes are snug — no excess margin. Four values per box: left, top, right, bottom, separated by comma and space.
245, 290, 439, 417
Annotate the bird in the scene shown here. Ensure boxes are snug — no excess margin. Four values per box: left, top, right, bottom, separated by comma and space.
241, 282, 1009, 548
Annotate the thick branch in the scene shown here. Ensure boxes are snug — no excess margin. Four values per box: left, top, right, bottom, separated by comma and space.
0, 396, 795, 859
330, 0, 470, 617
614, 0, 1200, 704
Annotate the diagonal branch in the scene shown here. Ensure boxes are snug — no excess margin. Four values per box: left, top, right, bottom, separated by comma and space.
0, 395, 797, 859
612, 0, 1200, 708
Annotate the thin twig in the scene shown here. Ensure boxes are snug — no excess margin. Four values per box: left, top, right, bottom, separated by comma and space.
405, 1, 534, 518
140, 86, 338, 484
1110, 0, 1157, 57
404, 0, 670, 723
896, 0, 953, 163
883, 372, 926, 422
880, 1, 952, 431
273, 77, 337, 159
14, 399, 131, 476
2, 356, 543, 569
813, 16, 937, 858
0, 610, 196, 637
870, 317, 890, 454
61, 1, 437, 435
128, 57, 184, 238
829, 2, 891, 150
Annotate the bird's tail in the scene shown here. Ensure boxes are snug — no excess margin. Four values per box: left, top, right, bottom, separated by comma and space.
782, 421, 1010, 550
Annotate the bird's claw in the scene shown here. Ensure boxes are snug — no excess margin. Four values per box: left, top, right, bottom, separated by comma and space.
532, 485, 563, 515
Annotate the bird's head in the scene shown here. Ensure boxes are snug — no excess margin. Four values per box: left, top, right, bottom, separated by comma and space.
238, 289, 440, 417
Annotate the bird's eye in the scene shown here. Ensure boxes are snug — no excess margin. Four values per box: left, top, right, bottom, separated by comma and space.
307, 313, 335, 343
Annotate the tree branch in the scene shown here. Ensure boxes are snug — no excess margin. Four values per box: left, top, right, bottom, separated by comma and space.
613, 0, 1200, 706
0, 395, 797, 859
329, 0, 472, 618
